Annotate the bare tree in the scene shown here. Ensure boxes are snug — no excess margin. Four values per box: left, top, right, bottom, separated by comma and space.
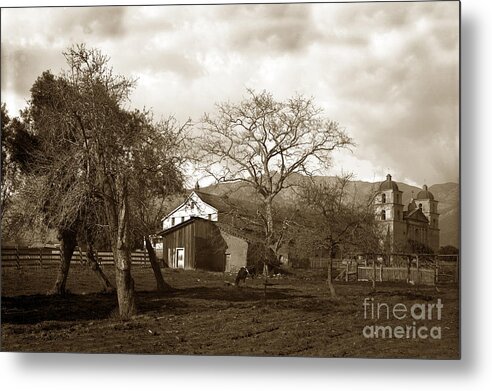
197, 89, 352, 258
298, 175, 381, 297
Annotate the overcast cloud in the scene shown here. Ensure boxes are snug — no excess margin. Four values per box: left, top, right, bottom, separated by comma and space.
1, 2, 459, 186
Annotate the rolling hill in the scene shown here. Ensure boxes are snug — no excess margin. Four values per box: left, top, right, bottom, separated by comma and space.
199, 174, 460, 248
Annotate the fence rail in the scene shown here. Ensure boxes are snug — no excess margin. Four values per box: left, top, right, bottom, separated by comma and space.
291, 254, 459, 286
356, 266, 436, 285
1, 246, 151, 268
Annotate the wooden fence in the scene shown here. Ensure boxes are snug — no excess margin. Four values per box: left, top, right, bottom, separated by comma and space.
290, 258, 344, 269
356, 266, 436, 285
293, 254, 459, 286
1, 246, 151, 269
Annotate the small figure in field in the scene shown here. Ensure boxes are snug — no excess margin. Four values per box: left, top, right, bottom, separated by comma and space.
235, 267, 250, 286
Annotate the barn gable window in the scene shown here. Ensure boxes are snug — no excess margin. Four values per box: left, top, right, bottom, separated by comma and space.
171, 217, 175, 226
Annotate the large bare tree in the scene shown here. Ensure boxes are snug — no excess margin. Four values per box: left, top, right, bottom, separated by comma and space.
197, 90, 352, 258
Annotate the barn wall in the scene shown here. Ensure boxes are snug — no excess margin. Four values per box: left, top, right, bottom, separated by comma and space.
162, 223, 196, 269
194, 219, 227, 271
162, 219, 253, 272
220, 231, 248, 272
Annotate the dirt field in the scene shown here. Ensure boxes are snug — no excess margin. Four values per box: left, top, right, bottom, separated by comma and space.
1, 265, 459, 358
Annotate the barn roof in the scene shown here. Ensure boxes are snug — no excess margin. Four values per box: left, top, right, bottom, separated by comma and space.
194, 190, 260, 217
155, 216, 203, 236
161, 189, 260, 222
193, 191, 233, 213
154, 217, 258, 243
215, 221, 262, 244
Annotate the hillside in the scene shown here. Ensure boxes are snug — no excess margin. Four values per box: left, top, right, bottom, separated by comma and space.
199, 174, 460, 248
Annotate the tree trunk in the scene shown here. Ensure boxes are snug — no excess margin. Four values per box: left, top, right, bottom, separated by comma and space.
114, 264, 136, 318
102, 174, 137, 318
327, 255, 337, 298
264, 198, 275, 249
51, 228, 77, 295
264, 197, 275, 279
113, 180, 137, 318
86, 243, 115, 293
144, 235, 171, 292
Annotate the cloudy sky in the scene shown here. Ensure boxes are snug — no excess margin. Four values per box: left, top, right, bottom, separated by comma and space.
1, 1, 459, 186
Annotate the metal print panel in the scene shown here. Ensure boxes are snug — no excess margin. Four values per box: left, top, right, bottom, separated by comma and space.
0, 1, 460, 358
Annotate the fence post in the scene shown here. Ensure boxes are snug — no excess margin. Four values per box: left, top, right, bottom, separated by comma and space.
416, 255, 420, 287
379, 262, 383, 282
59, 246, 63, 266
39, 248, 43, 268
345, 261, 349, 282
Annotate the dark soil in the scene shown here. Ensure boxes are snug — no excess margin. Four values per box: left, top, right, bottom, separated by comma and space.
1, 266, 459, 358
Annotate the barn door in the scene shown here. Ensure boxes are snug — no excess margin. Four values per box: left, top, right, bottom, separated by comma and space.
176, 248, 185, 269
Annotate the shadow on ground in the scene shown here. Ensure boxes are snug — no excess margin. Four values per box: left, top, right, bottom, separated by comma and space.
1, 284, 315, 325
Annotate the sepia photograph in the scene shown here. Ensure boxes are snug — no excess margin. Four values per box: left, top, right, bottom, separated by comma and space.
1, 1, 460, 359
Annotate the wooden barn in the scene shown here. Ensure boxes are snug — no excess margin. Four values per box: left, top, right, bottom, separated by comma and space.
156, 217, 250, 272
